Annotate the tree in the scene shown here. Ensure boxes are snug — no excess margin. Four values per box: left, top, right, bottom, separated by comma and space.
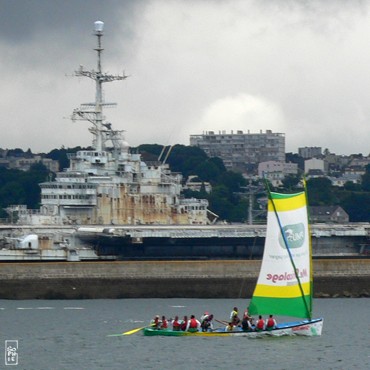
306, 177, 336, 205
340, 192, 370, 222
281, 174, 301, 191
361, 164, 370, 191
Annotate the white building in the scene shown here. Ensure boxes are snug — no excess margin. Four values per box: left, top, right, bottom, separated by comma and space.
258, 161, 298, 187
304, 158, 326, 174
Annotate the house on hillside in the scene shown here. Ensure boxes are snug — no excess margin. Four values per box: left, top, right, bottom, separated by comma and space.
310, 206, 349, 223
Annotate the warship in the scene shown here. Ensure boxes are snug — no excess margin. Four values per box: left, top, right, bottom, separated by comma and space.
13, 21, 216, 228
4, 22, 368, 261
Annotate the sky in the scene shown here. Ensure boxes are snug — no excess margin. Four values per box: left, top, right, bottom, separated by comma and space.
0, 0, 369, 155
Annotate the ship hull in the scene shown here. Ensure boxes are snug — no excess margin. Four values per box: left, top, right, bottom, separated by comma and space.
143, 318, 323, 337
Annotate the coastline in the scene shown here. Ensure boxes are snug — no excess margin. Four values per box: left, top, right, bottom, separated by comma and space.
0, 259, 369, 299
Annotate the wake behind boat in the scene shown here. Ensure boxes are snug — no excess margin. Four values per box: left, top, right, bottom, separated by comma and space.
142, 187, 323, 338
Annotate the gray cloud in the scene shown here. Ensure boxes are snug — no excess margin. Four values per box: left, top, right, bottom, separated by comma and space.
0, 0, 369, 155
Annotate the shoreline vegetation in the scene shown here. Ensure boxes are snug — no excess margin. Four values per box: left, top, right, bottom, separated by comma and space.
1, 147, 370, 224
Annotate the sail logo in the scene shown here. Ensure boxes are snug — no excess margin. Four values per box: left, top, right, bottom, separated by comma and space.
278, 223, 305, 249
266, 268, 308, 283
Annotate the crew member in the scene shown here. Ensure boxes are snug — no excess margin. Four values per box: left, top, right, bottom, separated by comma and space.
186, 315, 201, 332
160, 315, 168, 329
172, 316, 181, 331
200, 311, 209, 322
241, 316, 253, 331
180, 315, 188, 331
256, 315, 265, 331
230, 307, 240, 325
201, 314, 214, 332
150, 315, 161, 329
266, 315, 277, 330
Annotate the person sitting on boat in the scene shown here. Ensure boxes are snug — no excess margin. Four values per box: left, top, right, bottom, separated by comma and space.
160, 316, 168, 329
265, 315, 277, 330
180, 315, 188, 331
172, 316, 181, 331
241, 316, 253, 331
255, 315, 265, 331
230, 307, 240, 325
243, 308, 252, 321
225, 322, 234, 332
185, 315, 201, 332
201, 314, 214, 332
200, 311, 209, 322
150, 315, 161, 329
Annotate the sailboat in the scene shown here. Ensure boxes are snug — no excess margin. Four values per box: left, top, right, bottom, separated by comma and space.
142, 187, 323, 337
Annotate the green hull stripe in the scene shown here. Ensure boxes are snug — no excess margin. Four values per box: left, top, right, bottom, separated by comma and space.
249, 296, 311, 318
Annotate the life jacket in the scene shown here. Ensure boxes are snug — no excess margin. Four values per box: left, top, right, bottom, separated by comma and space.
152, 318, 160, 328
257, 319, 264, 330
231, 310, 238, 319
172, 320, 180, 331
180, 320, 187, 331
161, 320, 168, 329
267, 318, 275, 328
189, 318, 198, 329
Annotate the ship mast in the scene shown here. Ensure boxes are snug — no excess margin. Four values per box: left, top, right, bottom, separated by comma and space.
72, 21, 127, 152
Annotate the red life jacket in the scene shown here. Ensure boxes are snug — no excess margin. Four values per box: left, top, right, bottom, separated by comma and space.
172, 320, 180, 328
189, 318, 198, 328
161, 320, 168, 328
267, 318, 275, 328
180, 320, 187, 331
257, 319, 264, 329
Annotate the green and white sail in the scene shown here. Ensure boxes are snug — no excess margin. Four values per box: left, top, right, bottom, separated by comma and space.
249, 191, 312, 319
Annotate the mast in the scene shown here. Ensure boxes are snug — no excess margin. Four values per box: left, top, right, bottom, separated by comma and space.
72, 21, 127, 152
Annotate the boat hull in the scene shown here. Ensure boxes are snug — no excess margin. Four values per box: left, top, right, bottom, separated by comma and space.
143, 318, 323, 337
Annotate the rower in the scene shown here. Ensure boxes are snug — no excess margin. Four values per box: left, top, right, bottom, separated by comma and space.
230, 307, 240, 325
266, 314, 277, 330
255, 315, 265, 331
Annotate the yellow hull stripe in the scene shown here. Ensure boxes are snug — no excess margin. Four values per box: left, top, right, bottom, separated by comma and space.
253, 282, 311, 298
268, 192, 306, 212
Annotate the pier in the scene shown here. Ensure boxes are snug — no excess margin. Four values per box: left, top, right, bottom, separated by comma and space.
0, 259, 368, 299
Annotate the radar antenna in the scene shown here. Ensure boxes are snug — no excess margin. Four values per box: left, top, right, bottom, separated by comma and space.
71, 21, 128, 152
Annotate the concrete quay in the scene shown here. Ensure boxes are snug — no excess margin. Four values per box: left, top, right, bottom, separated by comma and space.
0, 259, 369, 299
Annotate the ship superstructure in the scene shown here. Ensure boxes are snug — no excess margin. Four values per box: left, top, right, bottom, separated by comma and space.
18, 21, 215, 226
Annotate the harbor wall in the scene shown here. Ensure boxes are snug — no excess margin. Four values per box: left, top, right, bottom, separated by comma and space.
0, 259, 369, 299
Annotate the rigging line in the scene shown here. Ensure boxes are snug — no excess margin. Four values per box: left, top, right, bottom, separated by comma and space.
264, 178, 311, 320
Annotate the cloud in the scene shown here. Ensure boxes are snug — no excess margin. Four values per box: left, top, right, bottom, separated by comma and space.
198, 94, 285, 135
0, 0, 369, 155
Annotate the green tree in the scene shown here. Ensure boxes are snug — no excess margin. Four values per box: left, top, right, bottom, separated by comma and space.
340, 192, 370, 222
306, 177, 336, 205
361, 164, 370, 191
281, 174, 301, 191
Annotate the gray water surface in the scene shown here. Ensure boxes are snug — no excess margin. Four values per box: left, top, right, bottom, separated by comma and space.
1, 298, 369, 370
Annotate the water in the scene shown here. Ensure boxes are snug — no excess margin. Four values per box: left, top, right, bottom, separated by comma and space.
0, 298, 369, 370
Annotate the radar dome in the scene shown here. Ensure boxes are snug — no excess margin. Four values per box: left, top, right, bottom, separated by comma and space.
94, 21, 104, 33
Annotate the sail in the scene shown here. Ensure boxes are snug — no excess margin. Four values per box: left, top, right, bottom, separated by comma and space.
249, 191, 312, 319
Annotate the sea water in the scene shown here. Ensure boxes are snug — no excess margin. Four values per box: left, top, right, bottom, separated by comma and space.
0, 298, 368, 370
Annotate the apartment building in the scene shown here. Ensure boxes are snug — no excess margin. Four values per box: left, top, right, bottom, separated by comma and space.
190, 129, 285, 173
298, 146, 322, 159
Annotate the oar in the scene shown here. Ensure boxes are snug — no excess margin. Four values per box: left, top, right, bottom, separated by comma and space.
215, 319, 228, 326
122, 326, 147, 336
107, 324, 153, 337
